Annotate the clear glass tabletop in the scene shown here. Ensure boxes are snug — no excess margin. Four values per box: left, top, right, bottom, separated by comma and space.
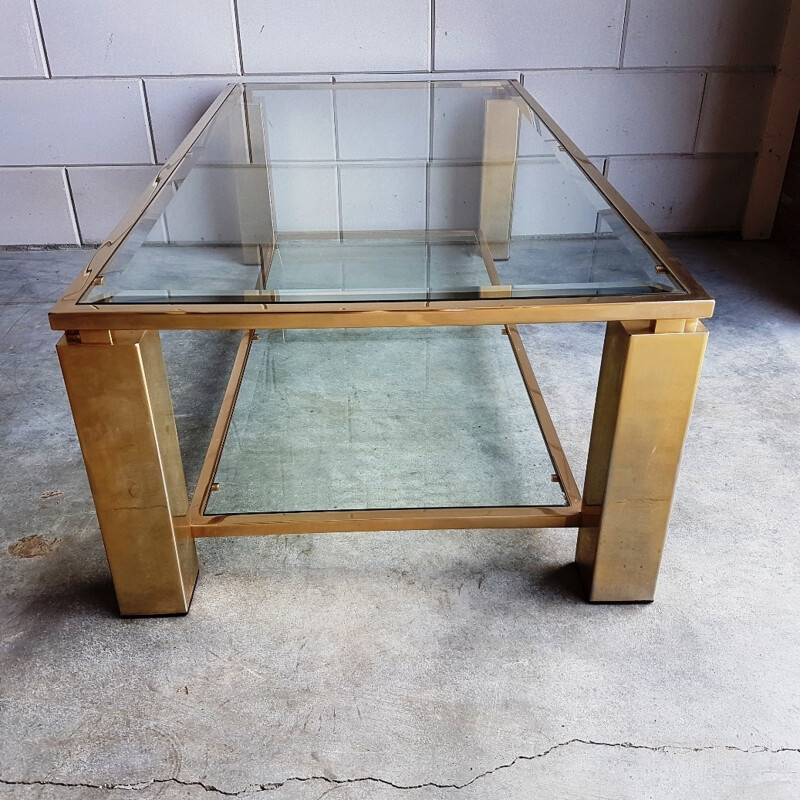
78, 80, 684, 306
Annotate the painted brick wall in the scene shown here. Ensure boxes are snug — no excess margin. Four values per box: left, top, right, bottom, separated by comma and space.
0, 0, 791, 245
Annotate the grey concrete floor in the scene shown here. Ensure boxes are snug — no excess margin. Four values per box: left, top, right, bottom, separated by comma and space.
0, 238, 798, 798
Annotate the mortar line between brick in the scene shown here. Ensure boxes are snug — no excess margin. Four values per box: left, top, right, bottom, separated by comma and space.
61, 168, 83, 245
331, 83, 344, 241
618, 0, 633, 69
139, 80, 159, 164
0, 66, 777, 82
231, 0, 245, 75
693, 72, 710, 154
0, 163, 157, 169
430, 0, 436, 72
28, 0, 52, 79
0, 152, 759, 176
425, 82, 434, 232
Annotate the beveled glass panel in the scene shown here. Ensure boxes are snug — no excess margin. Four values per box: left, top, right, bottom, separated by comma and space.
204, 326, 567, 515
79, 80, 683, 305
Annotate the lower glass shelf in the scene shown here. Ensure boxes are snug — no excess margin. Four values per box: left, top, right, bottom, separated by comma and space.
194, 325, 579, 531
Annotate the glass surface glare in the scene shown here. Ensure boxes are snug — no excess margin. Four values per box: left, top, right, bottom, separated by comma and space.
79, 80, 682, 305
205, 326, 567, 515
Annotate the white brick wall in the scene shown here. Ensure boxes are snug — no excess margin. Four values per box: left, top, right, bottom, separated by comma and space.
36, 0, 240, 76
0, 0, 791, 245
0, 0, 48, 77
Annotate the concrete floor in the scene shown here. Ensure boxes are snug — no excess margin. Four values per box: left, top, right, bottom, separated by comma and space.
0, 238, 798, 798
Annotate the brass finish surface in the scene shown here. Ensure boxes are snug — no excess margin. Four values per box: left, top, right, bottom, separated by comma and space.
189, 330, 253, 525
49, 79, 715, 613
504, 324, 581, 508
652, 318, 688, 334
236, 100, 276, 268
48, 79, 715, 332
50, 294, 715, 332
192, 506, 582, 538
57, 331, 198, 615
76, 329, 114, 344
576, 321, 708, 602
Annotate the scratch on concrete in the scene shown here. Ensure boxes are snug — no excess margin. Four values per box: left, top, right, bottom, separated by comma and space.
1, 740, 799, 795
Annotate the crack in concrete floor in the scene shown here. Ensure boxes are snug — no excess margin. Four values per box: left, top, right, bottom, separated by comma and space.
2, 740, 800, 795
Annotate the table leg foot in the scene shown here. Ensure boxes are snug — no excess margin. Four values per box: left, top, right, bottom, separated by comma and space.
576, 320, 708, 603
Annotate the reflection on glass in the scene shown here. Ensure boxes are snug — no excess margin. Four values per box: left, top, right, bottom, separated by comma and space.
205, 326, 567, 515
79, 81, 682, 305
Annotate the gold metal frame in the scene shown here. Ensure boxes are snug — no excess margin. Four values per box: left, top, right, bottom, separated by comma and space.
48, 80, 713, 333
50, 79, 713, 614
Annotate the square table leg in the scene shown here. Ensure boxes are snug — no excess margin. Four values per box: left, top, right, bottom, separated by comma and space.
480, 97, 519, 261
576, 319, 708, 602
235, 99, 275, 269
57, 330, 198, 615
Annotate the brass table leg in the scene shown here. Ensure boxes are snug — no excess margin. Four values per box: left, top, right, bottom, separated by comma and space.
480, 97, 520, 261
576, 320, 708, 602
57, 330, 198, 615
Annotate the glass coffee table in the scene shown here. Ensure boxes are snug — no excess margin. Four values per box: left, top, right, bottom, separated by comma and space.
49, 80, 713, 616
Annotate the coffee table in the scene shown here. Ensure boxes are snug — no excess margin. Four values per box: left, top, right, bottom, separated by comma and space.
49, 80, 713, 616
